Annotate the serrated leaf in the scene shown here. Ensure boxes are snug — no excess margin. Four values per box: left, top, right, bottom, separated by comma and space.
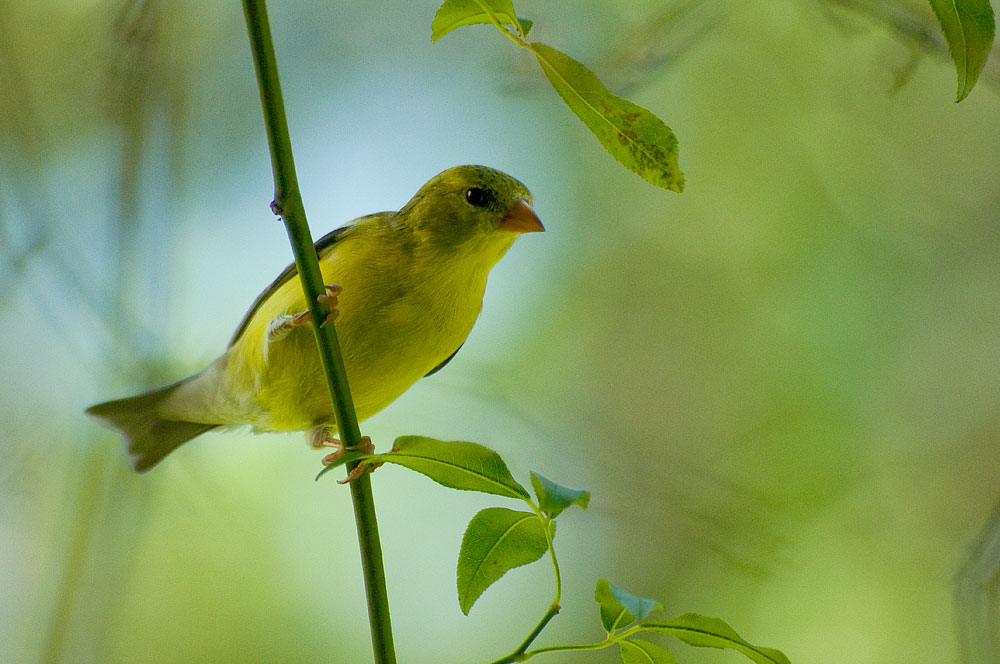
457, 507, 551, 614
620, 639, 680, 664
370, 436, 529, 499
643, 613, 791, 664
927, 0, 995, 101
530, 471, 590, 518
431, 0, 529, 42
595, 579, 663, 632
528, 41, 684, 192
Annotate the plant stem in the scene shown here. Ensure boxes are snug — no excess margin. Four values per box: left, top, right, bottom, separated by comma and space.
471, 0, 528, 47
488, 510, 564, 664
489, 625, 619, 664
541, 518, 562, 607
240, 1, 395, 662
521, 604, 561, 651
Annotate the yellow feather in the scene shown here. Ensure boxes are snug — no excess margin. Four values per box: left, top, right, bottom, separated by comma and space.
86, 165, 542, 471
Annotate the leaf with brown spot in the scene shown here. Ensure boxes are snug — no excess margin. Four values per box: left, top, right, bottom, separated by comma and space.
528, 41, 684, 192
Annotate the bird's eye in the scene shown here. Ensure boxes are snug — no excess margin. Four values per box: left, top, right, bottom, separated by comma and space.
465, 187, 495, 208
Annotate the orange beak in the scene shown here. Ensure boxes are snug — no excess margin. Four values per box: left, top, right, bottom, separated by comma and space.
499, 199, 544, 234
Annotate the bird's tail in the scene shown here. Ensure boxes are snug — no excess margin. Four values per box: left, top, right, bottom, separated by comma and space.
85, 378, 218, 473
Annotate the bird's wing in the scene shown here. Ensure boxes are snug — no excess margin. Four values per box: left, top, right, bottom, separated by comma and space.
424, 343, 464, 377
228, 221, 360, 347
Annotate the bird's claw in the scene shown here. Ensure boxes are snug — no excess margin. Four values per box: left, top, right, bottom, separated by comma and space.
337, 461, 382, 485
288, 284, 342, 328
317, 284, 342, 327
318, 435, 380, 484
319, 433, 374, 457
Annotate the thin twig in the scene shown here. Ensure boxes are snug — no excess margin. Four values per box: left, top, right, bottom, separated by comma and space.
240, 1, 396, 662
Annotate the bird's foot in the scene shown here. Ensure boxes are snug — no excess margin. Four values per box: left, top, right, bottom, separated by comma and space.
266, 284, 342, 341
316, 284, 342, 325
318, 434, 374, 460
316, 434, 379, 484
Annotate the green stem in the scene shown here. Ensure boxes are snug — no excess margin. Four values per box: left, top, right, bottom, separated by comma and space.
470, 0, 528, 47
487, 510, 563, 663
519, 624, 655, 660
240, 2, 395, 662
489, 603, 559, 664
540, 517, 562, 607
491, 632, 621, 663
518, 639, 617, 659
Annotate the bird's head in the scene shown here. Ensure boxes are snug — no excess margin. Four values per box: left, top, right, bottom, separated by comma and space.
398, 165, 543, 262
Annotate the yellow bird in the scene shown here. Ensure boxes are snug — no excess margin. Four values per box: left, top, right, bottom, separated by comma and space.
86, 165, 543, 472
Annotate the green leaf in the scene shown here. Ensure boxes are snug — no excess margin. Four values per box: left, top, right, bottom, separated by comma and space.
643, 614, 791, 664
528, 41, 684, 193
370, 436, 529, 499
457, 507, 551, 614
431, 0, 530, 42
927, 0, 995, 101
530, 471, 590, 518
595, 579, 663, 632
620, 639, 680, 664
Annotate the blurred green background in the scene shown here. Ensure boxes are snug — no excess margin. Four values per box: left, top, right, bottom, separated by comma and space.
3, 0, 999, 662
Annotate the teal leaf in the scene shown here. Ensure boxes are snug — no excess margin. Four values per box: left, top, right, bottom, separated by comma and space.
431, 0, 529, 42
595, 579, 663, 633
530, 471, 590, 518
369, 436, 529, 499
927, 0, 995, 101
457, 507, 551, 614
643, 613, 791, 664
528, 41, 684, 192
620, 639, 680, 664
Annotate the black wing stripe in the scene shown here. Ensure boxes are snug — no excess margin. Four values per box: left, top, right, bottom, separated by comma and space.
424, 343, 464, 377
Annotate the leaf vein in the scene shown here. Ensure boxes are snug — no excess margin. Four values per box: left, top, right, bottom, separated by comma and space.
531, 45, 665, 173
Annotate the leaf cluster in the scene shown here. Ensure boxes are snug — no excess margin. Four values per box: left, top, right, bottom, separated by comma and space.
345, 437, 789, 664
427, 0, 997, 204
432, 0, 684, 192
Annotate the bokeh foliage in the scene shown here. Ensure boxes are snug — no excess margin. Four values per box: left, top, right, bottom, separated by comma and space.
2, 1, 999, 663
